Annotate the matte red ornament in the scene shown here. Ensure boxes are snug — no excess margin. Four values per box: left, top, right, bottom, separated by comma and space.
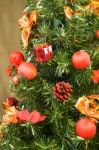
18, 62, 37, 80
33, 43, 53, 62
12, 75, 20, 85
75, 118, 96, 139
96, 30, 99, 39
9, 51, 24, 68
72, 51, 91, 69
3, 97, 17, 109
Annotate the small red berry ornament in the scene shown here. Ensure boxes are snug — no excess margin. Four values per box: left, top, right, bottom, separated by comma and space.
9, 51, 24, 68
96, 30, 99, 39
72, 51, 91, 69
12, 75, 20, 85
75, 118, 96, 139
18, 62, 37, 80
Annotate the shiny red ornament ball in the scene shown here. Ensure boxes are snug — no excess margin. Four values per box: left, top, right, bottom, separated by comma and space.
18, 62, 37, 80
9, 51, 24, 68
72, 51, 91, 69
75, 118, 96, 139
12, 75, 20, 85
96, 30, 99, 39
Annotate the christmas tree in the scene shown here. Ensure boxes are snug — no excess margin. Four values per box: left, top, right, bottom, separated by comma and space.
0, 0, 99, 149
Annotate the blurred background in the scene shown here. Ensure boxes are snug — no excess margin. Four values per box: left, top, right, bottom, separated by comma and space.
0, 0, 26, 118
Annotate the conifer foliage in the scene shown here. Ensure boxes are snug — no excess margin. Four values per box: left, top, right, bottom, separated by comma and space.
0, 0, 99, 149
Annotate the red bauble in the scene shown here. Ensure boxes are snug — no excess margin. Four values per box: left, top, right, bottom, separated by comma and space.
96, 30, 99, 39
72, 51, 91, 69
12, 75, 20, 85
75, 118, 96, 139
18, 62, 37, 80
9, 51, 24, 68
33, 43, 53, 62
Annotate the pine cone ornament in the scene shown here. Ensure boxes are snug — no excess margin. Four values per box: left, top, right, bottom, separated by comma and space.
52, 81, 72, 102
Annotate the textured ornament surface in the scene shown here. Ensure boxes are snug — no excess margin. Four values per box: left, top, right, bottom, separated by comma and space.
34, 43, 53, 62
75, 95, 99, 121
52, 81, 72, 101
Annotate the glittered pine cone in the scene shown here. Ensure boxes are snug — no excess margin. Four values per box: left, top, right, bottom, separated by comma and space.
52, 81, 72, 102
